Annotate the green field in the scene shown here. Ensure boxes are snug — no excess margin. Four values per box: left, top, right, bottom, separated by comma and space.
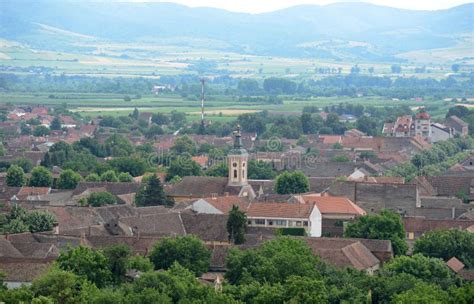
0, 91, 452, 121
0, 38, 460, 80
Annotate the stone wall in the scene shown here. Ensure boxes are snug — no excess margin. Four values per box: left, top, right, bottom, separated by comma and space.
329, 181, 419, 215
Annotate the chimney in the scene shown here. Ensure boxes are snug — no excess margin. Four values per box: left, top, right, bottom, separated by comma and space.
80, 232, 87, 246
452, 207, 456, 219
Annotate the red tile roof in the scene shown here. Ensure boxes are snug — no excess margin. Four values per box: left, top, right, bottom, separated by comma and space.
446, 257, 464, 273
319, 135, 342, 145
247, 202, 314, 219
200, 196, 251, 214
416, 112, 430, 120
302, 195, 366, 216
192, 155, 209, 167
16, 187, 51, 199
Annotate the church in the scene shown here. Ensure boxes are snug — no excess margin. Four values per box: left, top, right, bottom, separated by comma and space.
167, 126, 258, 201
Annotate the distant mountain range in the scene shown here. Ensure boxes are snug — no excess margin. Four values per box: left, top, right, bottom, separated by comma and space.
1, 0, 472, 61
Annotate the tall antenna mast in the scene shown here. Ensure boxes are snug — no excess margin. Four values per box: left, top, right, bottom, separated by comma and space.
200, 78, 205, 123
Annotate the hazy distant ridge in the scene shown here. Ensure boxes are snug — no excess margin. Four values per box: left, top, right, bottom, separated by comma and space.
0, 1, 472, 59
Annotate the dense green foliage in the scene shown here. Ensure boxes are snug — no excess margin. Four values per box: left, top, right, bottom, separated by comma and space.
227, 205, 247, 244
2, 205, 56, 234
87, 192, 117, 207
57, 246, 113, 288
414, 229, 474, 268
29, 166, 53, 187
57, 169, 82, 189
387, 137, 474, 181
274, 171, 310, 194
6, 165, 25, 187
149, 236, 211, 276
1, 236, 472, 304
344, 209, 408, 256
135, 174, 173, 207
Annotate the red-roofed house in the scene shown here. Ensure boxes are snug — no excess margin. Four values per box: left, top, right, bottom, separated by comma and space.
246, 202, 321, 237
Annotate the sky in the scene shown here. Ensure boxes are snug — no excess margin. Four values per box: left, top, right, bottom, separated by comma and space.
127, 0, 473, 13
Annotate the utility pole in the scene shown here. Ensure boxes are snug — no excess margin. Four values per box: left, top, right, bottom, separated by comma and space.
200, 78, 205, 123
199, 78, 206, 134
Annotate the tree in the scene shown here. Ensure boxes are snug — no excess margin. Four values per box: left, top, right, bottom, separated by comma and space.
166, 158, 202, 181
127, 255, 154, 272
446, 105, 470, 118
275, 171, 309, 194
135, 174, 173, 207
227, 205, 247, 244
356, 116, 378, 136
29, 166, 53, 187
391, 64, 402, 74
344, 209, 408, 255
284, 275, 328, 304
413, 229, 474, 268
12, 157, 33, 173
87, 192, 117, 207
104, 134, 134, 157
118, 172, 133, 182
263, 77, 296, 94
107, 157, 147, 177
85, 173, 100, 182
225, 237, 321, 285
6, 165, 25, 187
31, 268, 87, 304
151, 113, 169, 125
132, 107, 139, 119
57, 169, 82, 189
238, 79, 260, 95
103, 244, 131, 284
24, 211, 56, 233
350, 65, 360, 74
451, 64, 461, 73
50, 117, 62, 130
206, 163, 228, 177
170, 135, 196, 155
56, 246, 112, 288
392, 282, 450, 304
170, 110, 186, 128
33, 126, 50, 137
248, 160, 277, 179
383, 254, 453, 285
100, 170, 119, 182
5, 218, 29, 234
149, 235, 211, 276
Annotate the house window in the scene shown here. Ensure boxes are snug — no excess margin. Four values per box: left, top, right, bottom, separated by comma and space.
254, 219, 265, 225
303, 221, 308, 227
247, 220, 252, 225
275, 220, 286, 226
296, 221, 302, 227
268, 220, 274, 226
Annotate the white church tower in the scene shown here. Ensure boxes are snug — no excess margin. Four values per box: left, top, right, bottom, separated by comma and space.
228, 125, 248, 187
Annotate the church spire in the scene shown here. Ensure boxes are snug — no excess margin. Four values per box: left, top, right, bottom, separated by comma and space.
233, 124, 243, 149
228, 125, 248, 187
